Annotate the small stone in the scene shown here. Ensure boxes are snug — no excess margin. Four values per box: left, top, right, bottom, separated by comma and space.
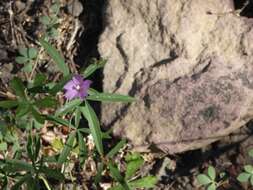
67, 0, 83, 17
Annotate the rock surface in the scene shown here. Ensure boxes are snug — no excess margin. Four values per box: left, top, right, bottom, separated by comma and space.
98, 0, 253, 153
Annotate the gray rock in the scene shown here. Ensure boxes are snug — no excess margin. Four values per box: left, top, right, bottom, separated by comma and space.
98, 0, 253, 153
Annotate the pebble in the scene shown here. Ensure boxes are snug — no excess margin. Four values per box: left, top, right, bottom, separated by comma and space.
67, 0, 83, 17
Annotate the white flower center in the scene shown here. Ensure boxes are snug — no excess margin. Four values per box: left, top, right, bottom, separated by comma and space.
75, 85, 81, 90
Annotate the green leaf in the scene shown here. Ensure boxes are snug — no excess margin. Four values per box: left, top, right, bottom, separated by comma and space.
0, 142, 7, 151
207, 183, 216, 190
10, 77, 26, 99
28, 48, 38, 59
40, 167, 64, 181
237, 172, 251, 182
87, 92, 135, 103
207, 166, 216, 181
18, 47, 28, 57
15, 56, 28, 64
39, 38, 69, 76
4, 159, 33, 172
106, 139, 126, 159
50, 3, 60, 14
109, 161, 123, 182
129, 176, 158, 189
74, 108, 81, 127
30, 107, 45, 124
16, 102, 30, 118
197, 174, 212, 185
108, 185, 125, 190
80, 101, 103, 155
125, 156, 144, 179
34, 97, 57, 108
78, 128, 111, 139
82, 59, 106, 78
249, 149, 253, 158
58, 131, 76, 163
34, 134, 40, 161
94, 162, 104, 185
55, 99, 82, 116
48, 27, 59, 38
244, 165, 253, 174
40, 16, 51, 25
77, 131, 87, 164
46, 115, 75, 129
0, 100, 19, 108
22, 62, 33, 73
33, 73, 47, 87
26, 133, 33, 161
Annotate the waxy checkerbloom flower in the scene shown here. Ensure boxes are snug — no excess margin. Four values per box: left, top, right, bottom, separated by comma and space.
63, 75, 91, 100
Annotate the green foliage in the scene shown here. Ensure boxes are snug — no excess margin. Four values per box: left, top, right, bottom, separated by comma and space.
197, 166, 218, 190
39, 2, 60, 39
39, 38, 70, 76
80, 101, 104, 155
15, 47, 38, 72
1, 7, 137, 188
109, 153, 157, 190
237, 149, 253, 186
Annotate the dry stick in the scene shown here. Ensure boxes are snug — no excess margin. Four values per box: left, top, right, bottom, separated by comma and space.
8, 1, 17, 48
0, 91, 16, 100
29, 48, 43, 81
66, 19, 83, 51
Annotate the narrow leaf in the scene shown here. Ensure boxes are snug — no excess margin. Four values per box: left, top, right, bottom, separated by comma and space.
87, 92, 135, 103
129, 176, 158, 189
80, 101, 103, 155
58, 131, 76, 163
46, 115, 75, 129
55, 99, 82, 116
77, 131, 87, 164
0, 100, 18, 108
82, 59, 106, 78
108, 161, 124, 184
94, 162, 104, 185
39, 38, 69, 76
4, 159, 33, 172
10, 77, 26, 99
106, 139, 126, 159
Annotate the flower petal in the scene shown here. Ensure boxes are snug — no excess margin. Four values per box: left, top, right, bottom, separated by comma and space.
81, 80, 92, 90
64, 80, 74, 90
64, 90, 78, 100
72, 75, 84, 85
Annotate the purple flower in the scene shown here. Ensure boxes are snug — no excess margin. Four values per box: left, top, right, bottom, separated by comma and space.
63, 75, 91, 100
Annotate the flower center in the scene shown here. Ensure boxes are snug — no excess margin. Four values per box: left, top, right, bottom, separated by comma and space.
75, 85, 81, 91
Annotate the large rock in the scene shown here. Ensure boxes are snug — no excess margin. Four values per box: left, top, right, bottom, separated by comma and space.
98, 0, 253, 153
